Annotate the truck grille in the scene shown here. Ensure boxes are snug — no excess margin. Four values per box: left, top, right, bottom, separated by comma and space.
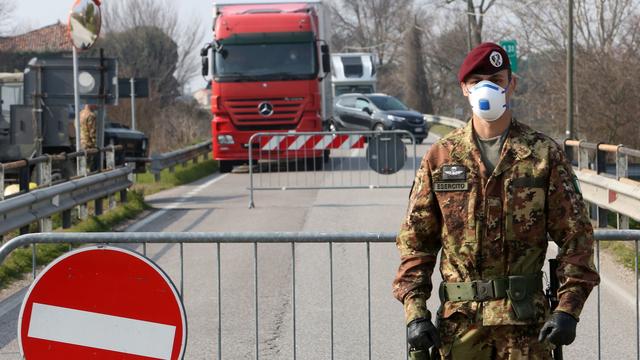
224, 98, 305, 129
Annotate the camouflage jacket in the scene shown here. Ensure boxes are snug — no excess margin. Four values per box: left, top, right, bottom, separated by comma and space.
80, 108, 97, 149
393, 119, 600, 326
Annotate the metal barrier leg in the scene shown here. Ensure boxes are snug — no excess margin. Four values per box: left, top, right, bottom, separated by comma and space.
330, 242, 334, 360
292, 242, 297, 360
597, 239, 601, 360
254, 242, 260, 360
217, 242, 222, 360
634, 239, 640, 360
95, 198, 104, 216
180, 242, 184, 299
120, 189, 128, 204
367, 242, 372, 360
32, 243, 36, 279
62, 209, 72, 229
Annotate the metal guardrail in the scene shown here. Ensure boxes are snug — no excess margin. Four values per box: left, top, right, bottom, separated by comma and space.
248, 130, 418, 208
1, 230, 639, 359
423, 114, 467, 129
0, 166, 132, 236
150, 140, 212, 182
564, 140, 640, 228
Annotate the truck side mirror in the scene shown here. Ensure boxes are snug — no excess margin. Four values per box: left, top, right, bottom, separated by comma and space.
200, 43, 212, 77
201, 56, 209, 77
321, 44, 331, 74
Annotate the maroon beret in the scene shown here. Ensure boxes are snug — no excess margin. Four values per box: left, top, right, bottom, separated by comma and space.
458, 42, 511, 82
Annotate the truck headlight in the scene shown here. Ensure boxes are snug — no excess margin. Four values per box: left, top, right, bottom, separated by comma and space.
217, 135, 235, 145
387, 115, 405, 122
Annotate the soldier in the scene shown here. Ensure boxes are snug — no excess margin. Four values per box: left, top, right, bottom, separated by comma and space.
80, 104, 98, 171
393, 42, 600, 359
80, 104, 97, 150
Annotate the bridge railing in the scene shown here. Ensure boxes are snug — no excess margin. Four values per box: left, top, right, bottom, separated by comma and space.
564, 140, 640, 229
1, 230, 639, 359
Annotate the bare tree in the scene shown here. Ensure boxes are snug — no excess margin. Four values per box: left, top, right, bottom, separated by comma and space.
329, 0, 413, 67
0, 0, 16, 35
403, 16, 433, 114
446, 0, 497, 49
503, 0, 640, 146
102, 0, 203, 92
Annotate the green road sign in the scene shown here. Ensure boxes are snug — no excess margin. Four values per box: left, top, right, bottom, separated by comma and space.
500, 40, 518, 73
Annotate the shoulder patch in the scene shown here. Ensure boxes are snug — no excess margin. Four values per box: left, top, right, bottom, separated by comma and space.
572, 175, 582, 195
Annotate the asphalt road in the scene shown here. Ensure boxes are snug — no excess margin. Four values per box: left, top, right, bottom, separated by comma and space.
0, 131, 638, 359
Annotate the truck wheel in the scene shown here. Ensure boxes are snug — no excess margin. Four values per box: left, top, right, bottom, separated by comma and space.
219, 160, 234, 173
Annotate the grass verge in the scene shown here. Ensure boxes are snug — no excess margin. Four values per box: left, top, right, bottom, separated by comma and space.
0, 191, 149, 289
133, 159, 218, 196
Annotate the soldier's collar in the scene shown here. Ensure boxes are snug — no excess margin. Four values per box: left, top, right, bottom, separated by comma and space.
505, 119, 532, 160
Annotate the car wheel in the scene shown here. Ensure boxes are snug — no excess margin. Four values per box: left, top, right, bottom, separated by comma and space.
373, 123, 385, 132
415, 138, 425, 144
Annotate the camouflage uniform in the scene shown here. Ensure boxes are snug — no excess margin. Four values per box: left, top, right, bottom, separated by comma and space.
393, 119, 600, 359
79, 105, 97, 150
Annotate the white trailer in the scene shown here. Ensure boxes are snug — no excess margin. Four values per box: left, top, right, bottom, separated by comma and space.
331, 52, 377, 97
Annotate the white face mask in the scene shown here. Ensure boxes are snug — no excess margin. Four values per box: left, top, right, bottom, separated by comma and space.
467, 80, 509, 122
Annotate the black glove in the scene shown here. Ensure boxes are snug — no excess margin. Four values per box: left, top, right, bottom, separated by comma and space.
407, 317, 441, 350
538, 311, 578, 346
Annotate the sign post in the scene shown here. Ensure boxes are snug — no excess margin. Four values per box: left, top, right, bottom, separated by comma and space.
19, 246, 187, 359
500, 39, 518, 73
68, 0, 102, 174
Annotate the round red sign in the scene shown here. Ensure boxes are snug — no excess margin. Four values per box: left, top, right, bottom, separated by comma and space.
19, 246, 187, 359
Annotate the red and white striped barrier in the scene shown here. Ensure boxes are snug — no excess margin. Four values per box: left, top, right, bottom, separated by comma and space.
259, 134, 366, 151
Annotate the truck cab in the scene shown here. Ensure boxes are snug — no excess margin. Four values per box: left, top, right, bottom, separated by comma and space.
202, 1, 331, 173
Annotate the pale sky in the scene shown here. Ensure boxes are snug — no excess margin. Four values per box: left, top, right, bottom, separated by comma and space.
12, 0, 214, 93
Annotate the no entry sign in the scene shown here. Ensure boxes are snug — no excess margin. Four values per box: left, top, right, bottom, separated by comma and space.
18, 246, 187, 359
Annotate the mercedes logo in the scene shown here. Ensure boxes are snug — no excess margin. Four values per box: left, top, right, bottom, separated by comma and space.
258, 102, 274, 117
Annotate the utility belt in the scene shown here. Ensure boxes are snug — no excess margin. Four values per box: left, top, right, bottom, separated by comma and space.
439, 273, 543, 320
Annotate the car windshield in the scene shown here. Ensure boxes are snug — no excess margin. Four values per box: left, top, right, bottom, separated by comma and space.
369, 96, 409, 111
214, 42, 317, 81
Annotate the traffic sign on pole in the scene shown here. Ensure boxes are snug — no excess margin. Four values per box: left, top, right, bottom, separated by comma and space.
19, 246, 187, 359
500, 40, 518, 73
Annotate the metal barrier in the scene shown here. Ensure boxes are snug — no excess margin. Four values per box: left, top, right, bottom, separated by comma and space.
423, 114, 467, 129
248, 130, 419, 208
150, 140, 212, 182
564, 140, 640, 229
0, 146, 128, 236
2, 229, 639, 359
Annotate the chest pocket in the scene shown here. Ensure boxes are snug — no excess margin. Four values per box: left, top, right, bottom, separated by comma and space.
433, 165, 477, 246
508, 176, 547, 238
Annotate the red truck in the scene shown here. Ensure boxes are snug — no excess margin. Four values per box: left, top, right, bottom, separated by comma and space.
201, 0, 331, 173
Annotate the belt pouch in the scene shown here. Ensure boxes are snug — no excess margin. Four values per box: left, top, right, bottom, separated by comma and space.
506, 275, 535, 320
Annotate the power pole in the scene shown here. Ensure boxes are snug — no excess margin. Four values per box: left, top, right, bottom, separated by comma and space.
566, 0, 574, 139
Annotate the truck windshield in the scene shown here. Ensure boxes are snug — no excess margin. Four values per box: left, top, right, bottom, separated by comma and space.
369, 96, 409, 111
215, 42, 317, 81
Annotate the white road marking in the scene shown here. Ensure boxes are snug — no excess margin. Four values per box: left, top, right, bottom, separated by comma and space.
127, 174, 229, 232
28, 303, 176, 359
